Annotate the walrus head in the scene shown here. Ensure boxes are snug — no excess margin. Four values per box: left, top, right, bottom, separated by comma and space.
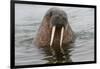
45, 8, 68, 47
34, 7, 74, 48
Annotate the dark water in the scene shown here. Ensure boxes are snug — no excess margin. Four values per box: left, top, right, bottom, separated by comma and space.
15, 4, 94, 65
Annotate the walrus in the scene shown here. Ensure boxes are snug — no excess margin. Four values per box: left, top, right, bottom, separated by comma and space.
34, 8, 75, 57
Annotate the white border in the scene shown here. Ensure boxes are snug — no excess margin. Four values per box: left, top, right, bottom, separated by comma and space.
0, 0, 99, 69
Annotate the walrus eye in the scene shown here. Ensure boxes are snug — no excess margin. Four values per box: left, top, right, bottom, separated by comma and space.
62, 17, 66, 21
49, 12, 52, 17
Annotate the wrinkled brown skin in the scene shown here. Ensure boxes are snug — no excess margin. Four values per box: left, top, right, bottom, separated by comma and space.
33, 8, 75, 47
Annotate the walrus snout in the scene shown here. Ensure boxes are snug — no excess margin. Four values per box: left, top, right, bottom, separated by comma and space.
50, 15, 67, 28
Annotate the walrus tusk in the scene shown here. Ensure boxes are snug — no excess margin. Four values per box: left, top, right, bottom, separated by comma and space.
60, 27, 65, 56
60, 27, 64, 46
60, 25, 68, 56
60, 24, 68, 46
50, 26, 56, 56
50, 26, 56, 46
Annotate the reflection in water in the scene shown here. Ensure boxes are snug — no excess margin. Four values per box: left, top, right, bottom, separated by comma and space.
38, 43, 74, 64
